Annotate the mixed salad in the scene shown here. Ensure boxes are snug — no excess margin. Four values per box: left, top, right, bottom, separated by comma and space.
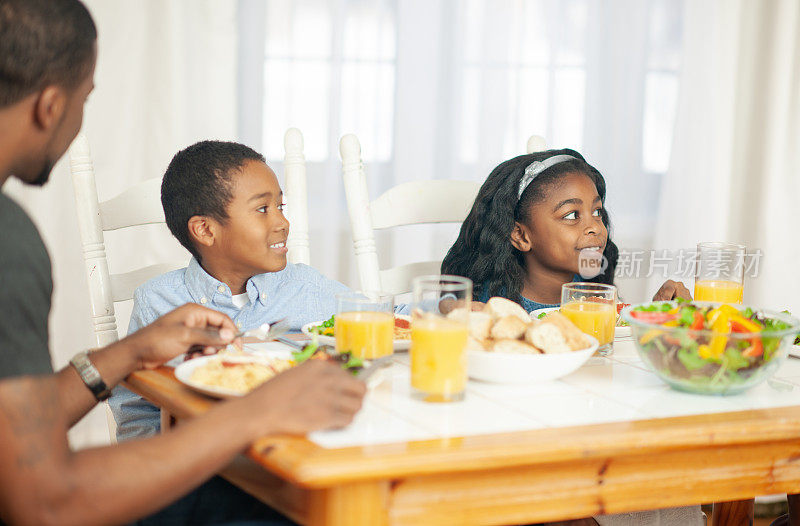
291, 338, 365, 374
627, 301, 797, 392
308, 315, 335, 337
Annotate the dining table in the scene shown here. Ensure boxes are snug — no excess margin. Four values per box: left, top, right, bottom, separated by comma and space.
124, 333, 800, 526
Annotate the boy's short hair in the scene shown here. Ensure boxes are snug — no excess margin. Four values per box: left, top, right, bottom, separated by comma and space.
161, 140, 265, 261
0, 0, 97, 107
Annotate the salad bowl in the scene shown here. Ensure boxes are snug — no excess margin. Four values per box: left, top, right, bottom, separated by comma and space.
623, 301, 800, 395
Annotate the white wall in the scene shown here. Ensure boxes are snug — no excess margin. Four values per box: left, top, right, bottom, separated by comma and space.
5, 0, 238, 448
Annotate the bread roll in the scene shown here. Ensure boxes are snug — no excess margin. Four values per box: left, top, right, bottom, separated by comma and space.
466, 335, 489, 352
485, 297, 530, 323
542, 312, 590, 350
525, 311, 590, 354
491, 338, 541, 354
490, 315, 528, 340
467, 311, 493, 341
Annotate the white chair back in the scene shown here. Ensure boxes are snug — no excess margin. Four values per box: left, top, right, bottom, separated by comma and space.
339, 134, 548, 295
282, 128, 310, 265
69, 135, 187, 349
527, 135, 547, 154
339, 133, 468, 294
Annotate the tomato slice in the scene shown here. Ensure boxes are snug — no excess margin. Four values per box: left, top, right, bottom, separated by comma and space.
629, 310, 678, 324
690, 311, 705, 331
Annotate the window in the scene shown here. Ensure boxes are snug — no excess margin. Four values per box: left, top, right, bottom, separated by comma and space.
260, 0, 396, 163
238, 0, 685, 283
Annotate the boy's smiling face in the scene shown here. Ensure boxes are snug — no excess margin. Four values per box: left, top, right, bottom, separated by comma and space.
514, 171, 608, 277
195, 160, 290, 285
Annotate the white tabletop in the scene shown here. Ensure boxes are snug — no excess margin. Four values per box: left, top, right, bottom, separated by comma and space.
245, 338, 800, 449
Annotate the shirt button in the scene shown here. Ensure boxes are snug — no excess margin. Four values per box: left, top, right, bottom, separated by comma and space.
260, 293, 267, 301
217, 285, 225, 293
199, 297, 207, 304
236, 322, 243, 329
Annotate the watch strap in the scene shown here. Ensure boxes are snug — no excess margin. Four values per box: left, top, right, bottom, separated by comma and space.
69, 351, 111, 401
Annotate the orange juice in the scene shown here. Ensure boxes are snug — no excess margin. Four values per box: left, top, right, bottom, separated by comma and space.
410, 317, 468, 402
335, 311, 393, 359
560, 301, 615, 346
694, 280, 743, 304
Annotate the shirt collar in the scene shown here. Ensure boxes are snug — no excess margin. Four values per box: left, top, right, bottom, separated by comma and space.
184, 258, 284, 308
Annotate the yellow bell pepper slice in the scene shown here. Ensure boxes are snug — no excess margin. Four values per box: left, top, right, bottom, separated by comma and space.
698, 344, 713, 360
640, 329, 663, 345
729, 315, 761, 333
709, 335, 728, 358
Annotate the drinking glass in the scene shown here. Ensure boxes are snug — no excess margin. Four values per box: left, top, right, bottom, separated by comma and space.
560, 282, 617, 356
693, 242, 745, 304
410, 275, 472, 403
335, 291, 394, 359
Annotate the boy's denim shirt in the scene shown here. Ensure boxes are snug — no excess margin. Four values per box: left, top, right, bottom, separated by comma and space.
109, 258, 350, 441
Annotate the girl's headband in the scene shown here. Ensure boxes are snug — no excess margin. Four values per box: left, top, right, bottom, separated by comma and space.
517, 154, 579, 200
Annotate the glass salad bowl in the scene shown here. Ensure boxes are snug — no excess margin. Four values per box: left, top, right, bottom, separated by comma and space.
622, 301, 800, 395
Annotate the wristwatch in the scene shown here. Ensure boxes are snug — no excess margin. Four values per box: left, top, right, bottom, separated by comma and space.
70, 351, 111, 401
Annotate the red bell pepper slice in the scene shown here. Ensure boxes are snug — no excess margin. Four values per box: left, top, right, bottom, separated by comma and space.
394, 317, 410, 329
629, 310, 677, 324
742, 338, 763, 358
690, 311, 704, 331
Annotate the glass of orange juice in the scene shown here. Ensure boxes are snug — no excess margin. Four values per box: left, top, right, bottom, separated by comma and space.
694, 242, 745, 304
335, 291, 394, 359
410, 275, 472, 403
561, 282, 617, 356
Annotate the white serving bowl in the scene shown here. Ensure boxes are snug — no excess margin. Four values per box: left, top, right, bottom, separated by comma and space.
468, 334, 599, 384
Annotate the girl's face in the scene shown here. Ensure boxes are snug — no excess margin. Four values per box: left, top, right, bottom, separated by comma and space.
516, 171, 608, 276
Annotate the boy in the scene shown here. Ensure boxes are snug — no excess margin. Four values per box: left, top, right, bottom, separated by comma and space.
110, 140, 350, 440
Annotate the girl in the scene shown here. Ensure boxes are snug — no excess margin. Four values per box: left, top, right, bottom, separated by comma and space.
442, 150, 699, 526
442, 149, 690, 310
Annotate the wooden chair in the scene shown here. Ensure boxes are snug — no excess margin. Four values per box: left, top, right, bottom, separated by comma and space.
283, 128, 311, 265
69, 134, 189, 348
69, 134, 190, 441
339, 134, 548, 295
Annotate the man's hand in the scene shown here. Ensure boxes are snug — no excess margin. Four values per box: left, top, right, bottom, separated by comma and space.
121, 304, 238, 370
652, 280, 692, 301
240, 360, 367, 437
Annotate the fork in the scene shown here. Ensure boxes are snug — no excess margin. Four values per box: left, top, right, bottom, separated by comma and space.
187, 318, 292, 360
234, 317, 291, 341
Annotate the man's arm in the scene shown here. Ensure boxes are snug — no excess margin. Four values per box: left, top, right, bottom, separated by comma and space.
57, 304, 236, 427
0, 359, 365, 526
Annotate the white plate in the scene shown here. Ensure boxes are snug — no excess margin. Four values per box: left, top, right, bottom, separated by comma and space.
175, 351, 385, 399
530, 307, 631, 338
301, 314, 412, 351
468, 335, 599, 384
790, 344, 800, 359
175, 352, 293, 399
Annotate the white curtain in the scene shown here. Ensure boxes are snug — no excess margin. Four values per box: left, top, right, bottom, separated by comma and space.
652, 0, 800, 313
4, 0, 238, 448
239, 0, 685, 302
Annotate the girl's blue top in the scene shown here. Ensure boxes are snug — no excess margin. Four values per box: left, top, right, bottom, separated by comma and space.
477, 275, 585, 313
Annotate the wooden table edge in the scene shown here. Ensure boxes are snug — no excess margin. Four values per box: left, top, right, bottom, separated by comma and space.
126, 367, 800, 488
